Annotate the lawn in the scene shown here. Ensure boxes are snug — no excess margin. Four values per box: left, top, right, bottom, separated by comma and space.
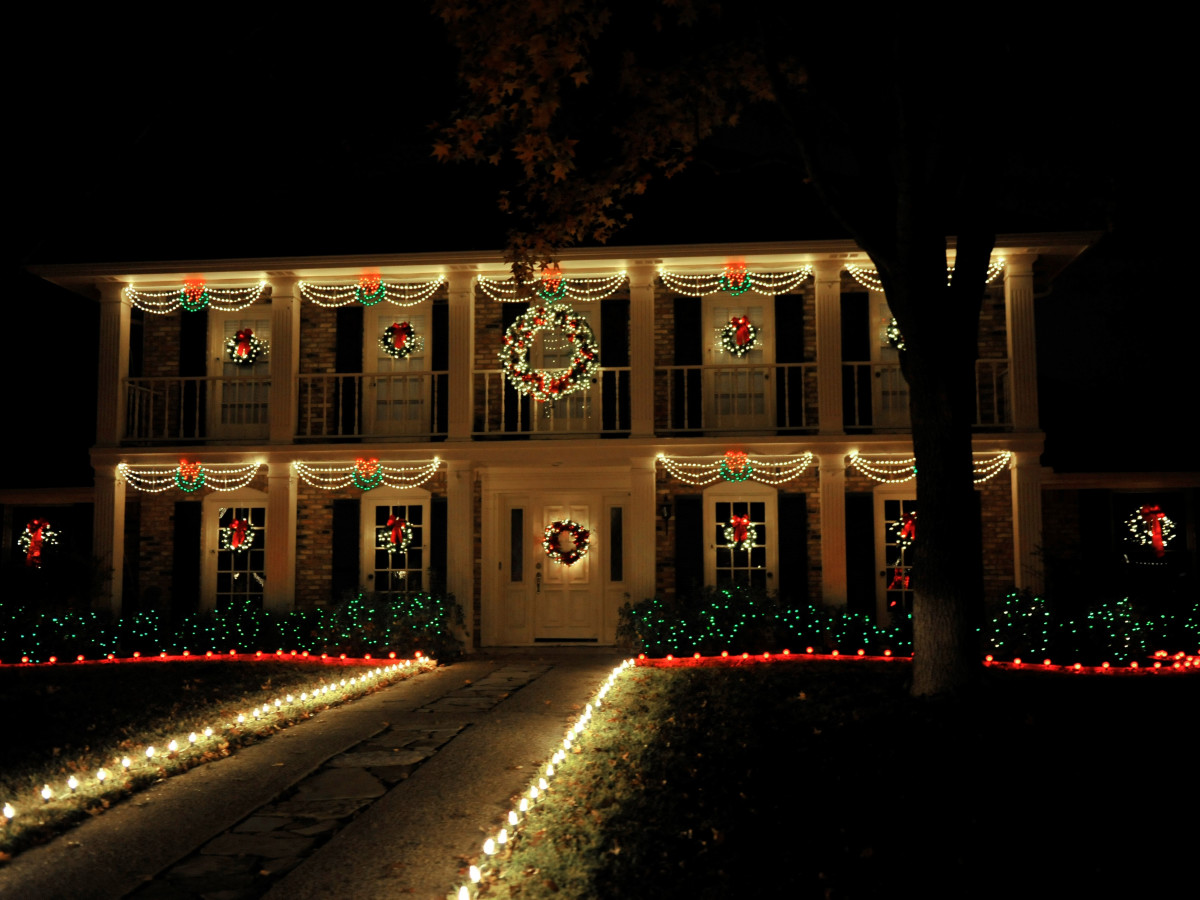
0, 657, 427, 858
482, 661, 1196, 899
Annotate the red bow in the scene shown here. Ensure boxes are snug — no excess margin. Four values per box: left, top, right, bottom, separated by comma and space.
1140, 505, 1166, 557
229, 519, 247, 549
889, 568, 910, 591
391, 323, 407, 349
899, 513, 917, 542
387, 515, 406, 546
731, 316, 752, 346
179, 458, 201, 483
25, 519, 46, 567
234, 328, 254, 358
730, 514, 750, 544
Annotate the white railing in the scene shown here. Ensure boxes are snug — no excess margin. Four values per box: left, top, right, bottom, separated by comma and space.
654, 363, 818, 433
473, 368, 630, 435
296, 371, 448, 439
125, 376, 271, 442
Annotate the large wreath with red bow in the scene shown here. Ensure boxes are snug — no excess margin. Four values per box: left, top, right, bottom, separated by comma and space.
888, 512, 917, 550
718, 315, 758, 358
543, 519, 591, 566
499, 304, 600, 402
1125, 504, 1175, 558
377, 515, 414, 554
225, 328, 267, 365
380, 322, 424, 360
220, 518, 254, 553
723, 514, 757, 551
20, 519, 59, 567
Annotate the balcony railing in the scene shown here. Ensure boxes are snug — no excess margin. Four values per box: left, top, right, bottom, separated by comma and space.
842, 359, 1010, 431
654, 363, 818, 434
297, 371, 448, 440
473, 368, 630, 436
125, 376, 272, 443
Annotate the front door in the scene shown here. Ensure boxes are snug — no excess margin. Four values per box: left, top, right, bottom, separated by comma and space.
363, 306, 431, 437
703, 481, 779, 591
875, 493, 917, 627
360, 495, 427, 599
703, 294, 775, 431
208, 310, 271, 440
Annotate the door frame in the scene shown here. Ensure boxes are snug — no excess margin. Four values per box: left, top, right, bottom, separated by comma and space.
359, 487, 431, 596
873, 487, 917, 627
702, 479, 779, 590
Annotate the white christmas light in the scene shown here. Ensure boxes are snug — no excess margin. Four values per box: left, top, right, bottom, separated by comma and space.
124, 281, 268, 314
478, 270, 627, 303
298, 276, 445, 308
3, 803, 14, 820
659, 264, 813, 297
292, 458, 441, 491
845, 259, 1005, 291
657, 451, 815, 486
847, 450, 1012, 484
118, 461, 261, 494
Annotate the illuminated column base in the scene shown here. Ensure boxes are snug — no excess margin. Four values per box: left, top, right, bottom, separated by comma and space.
446, 459, 475, 645
93, 464, 127, 616
1011, 451, 1044, 594
264, 462, 298, 613
818, 454, 848, 606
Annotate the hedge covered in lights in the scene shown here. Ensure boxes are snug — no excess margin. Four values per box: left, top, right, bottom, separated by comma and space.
0, 592, 464, 664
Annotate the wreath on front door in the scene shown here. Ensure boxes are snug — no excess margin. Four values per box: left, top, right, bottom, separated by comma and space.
225, 328, 267, 365
498, 304, 600, 402
543, 519, 591, 566
379, 321, 424, 359
723, 514, 757, 551
889, 512, 917, 550
377, 515, 414, 554
20, 519, 59, 567
1125, 504, 1175, 558
717, 315, 758, 358
220, 518, 254, 553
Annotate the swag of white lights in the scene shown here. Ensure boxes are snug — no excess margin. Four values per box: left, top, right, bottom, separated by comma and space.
124, 282, 268, 314
848, 450, 1013, 484
296, 277, 445, 308
657, 452, 816, 486
658, 266, 813, 297
476, 271, 628, 303
118, 462, 262, 493
845, 259, 1006, 292
292, 458, 441, 490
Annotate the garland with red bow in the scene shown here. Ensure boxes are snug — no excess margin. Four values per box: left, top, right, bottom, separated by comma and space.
717, 315, 758, 358
225, 328, 267, 365
1125, 504, 1175, 558
220, 518, 254, 553
722, 514, 757, 551
379, 321, 424, 360
377, 515, 414, 554
19, 519, 59, 567
543, 519, 591, 566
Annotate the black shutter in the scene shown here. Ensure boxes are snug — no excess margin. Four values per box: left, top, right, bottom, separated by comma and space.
332, 499, 360, 603
172, 501, 202, 620
502, 303, 529, 432
840, 292, 871, 427
335, 307, 364, 438
671, 297, 702, 429
845, 492, 876, 616
129, 308, 145, 378
777, 493, 807, 605
182, 311, 207, 438
430, 496, 447, 593
600, 298, 630, 431
775, 294, 805, 430
432, 300, 449, 435
674, 495, 704, 598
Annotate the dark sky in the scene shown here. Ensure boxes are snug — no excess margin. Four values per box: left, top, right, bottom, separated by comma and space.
6, 16, 1194, 486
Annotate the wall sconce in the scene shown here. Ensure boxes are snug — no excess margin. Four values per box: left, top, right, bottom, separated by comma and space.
660, 501, 673, 534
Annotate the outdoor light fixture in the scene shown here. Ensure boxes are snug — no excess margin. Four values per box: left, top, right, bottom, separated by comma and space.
660, 501, 673, 533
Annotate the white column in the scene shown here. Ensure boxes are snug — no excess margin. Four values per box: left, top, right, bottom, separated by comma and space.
268, 280, 300, 443
264, 461, 298, 612
446, 459, 475, 646
96, 283, 131, 447
1005, 256, 1039, 431
818, 453, 847, 606
93, 464, 127, 615
814, 261, 843, 435
628, 266, 656, 438
1010, 451, 1044, 594
626, 457, 658, 633
447, 272, 475, 440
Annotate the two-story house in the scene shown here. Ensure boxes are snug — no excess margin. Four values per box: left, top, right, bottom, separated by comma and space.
28, 233, 1182, 649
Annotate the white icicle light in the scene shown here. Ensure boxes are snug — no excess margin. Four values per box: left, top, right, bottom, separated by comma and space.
470, 864, 481, 882
483, 838, 496, 855
3, 802, 14, 820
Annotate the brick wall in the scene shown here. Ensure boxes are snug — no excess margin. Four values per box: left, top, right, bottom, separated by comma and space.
142, 313, 182, 377
299, 302, 338, 374
978, 474, 1014, 607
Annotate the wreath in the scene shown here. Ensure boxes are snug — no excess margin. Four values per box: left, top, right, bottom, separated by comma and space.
220, 518, 254, 553
718, 316, 758, 357
886, 317, 906, 352
20, 519, 59, 567
380, 321, 424, 359
175, 459, 206, 493
543, 519, 591, 566
225, 328, 267, 365
498, 304, 600, 402
719, 450, 754, 482
357, 278, 387, 306
1125, 504, 1175, 558
888, 512, 917, 550
377, 515, 414, 554
723, 514, 756, 551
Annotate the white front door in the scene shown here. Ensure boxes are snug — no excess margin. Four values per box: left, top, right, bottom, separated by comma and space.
534, 500, 599, 639
208, 310, 271, 439
363, 307, 431, 437
201, 490, 268, 615
703, 481, 779, 592
874, 493, 917, 627
703, 294, 775, 431
361, 494, 428, 599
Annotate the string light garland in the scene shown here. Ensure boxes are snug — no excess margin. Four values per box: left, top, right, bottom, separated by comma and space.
20, 519, 59, 568
119, 462, 261, 493
124, 279, 269, 314
377, 516, 413, 555
220, 519, 253, 553
659, 262, 813, 297
845, 259, 1006, 292
847, 450, 1012, 484
292, 458, 441, 490
543, 520, 591, 566
717, 315, 758, 357
1125, 504, 1176, 558
723, 515, 757, 551
657, 451, 815, 486
498, 303, 600, 402
379, 321, 423, 359
297, 275, 445, 307
225, 328, 267, 365
477, 268, 627, 303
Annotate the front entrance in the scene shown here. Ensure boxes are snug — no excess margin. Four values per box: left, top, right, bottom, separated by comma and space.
875, 493, 917, 627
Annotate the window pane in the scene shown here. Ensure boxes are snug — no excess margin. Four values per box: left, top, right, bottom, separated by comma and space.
511, 509, 524, 581
610, 507, 623, 582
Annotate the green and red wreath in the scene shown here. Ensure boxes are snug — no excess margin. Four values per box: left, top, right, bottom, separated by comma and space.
1125, 504, 1175, 558
717, 315, 758, 358
723, 514, 756, 551
225, 328, 267, 365
220, 518, 254, 553
20, 519, 59, 567
377, 515, 414, 554
543, 519, 591, 566
498, 304, 600, 402
380, 321, 424, 359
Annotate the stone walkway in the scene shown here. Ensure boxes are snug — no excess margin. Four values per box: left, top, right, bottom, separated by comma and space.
0, 652, 623, 900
